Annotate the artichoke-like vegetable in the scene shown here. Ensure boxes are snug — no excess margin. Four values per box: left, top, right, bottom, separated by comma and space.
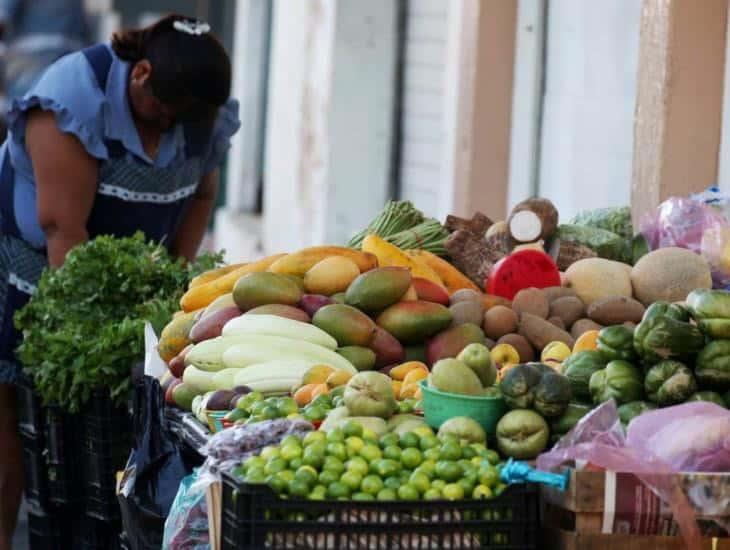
589, 360, 644, 405
687, 289, 730, 339
644, 360, 697, 405
501, 363, 571, 417
686, 391, 727, 407
617, 400, 656, 427
500, 364, 545, 410
561, 350, 608, 401
695, 340, 730, 391
534, 372, 573, 418
634, 302, 704, 365
597, 325, 636, 362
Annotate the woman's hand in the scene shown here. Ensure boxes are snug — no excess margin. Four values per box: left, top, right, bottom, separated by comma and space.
171, 169, 219, 262
26, 109, 98, 267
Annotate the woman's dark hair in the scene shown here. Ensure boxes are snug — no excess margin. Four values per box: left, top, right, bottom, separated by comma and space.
112, 14, 231, 119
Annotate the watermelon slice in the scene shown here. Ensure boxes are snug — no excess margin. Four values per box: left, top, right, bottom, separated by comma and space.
486, 249, 561, 300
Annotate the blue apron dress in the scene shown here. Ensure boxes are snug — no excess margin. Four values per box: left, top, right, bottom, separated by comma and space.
0, 44, 239, 383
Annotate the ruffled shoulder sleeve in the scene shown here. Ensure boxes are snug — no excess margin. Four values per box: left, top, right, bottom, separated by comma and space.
6, 50, 108, 160
201, 98, 241, 175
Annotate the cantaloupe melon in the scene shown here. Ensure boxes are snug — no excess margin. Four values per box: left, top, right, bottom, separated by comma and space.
564, 258, 632, 305
631, 247, 711, 306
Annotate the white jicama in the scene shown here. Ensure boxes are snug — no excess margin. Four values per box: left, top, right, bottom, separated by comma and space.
222, 314, 338, 350
233, 360, 318, 393
221, 334, 357, 373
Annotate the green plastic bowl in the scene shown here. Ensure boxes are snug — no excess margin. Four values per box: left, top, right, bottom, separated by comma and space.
419, 379, 506, 437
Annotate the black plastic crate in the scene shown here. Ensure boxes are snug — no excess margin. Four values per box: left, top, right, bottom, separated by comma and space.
85, 484, 121, 522
45, 406, 82, 505
21, 432, 49, 509
73, 514, 122, 550
17, 372, 44, 438
27, 505, 74, 550
220, 472, 539, 550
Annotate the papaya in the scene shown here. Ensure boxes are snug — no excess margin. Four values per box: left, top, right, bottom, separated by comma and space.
268, 247, 378, 276
189, 263, 247, 288
233, 272, 303, 311
180, 253, 286, 312
362, 236, 444, 287
426, 323, 487, 366
158, 311, 198, 363
406, 249, 479, 294
312, 304, 377, 347
345, 267, 412, 311
376, 301, 452, 344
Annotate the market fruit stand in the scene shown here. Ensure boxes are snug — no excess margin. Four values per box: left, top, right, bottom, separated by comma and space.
16, 198, 730, 549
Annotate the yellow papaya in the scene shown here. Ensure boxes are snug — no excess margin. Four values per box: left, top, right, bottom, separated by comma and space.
158, 311, 197, 363
268, 246, 378, 276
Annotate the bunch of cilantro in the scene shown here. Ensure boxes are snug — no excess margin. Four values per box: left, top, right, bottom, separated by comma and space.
14, 233, 222, 413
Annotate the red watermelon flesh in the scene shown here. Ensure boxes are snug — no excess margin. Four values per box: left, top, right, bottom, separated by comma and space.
486, 249, 561, 300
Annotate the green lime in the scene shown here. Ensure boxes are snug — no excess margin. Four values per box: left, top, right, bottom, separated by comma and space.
484, 450, 500, 465
459, 460, 476, 475
311, 394, 333, 409
384, 477, 401, 490
295, 466, 318, 487
352, 492, 375, 501
471, 456, 486, 469
423, 447, 441, 462
470, 442, 487, 455
439, 441, 462, 461
362, 428, 379, 443
431, 479, 446, 491
266, 474, 287, 494
413, 466, 434, 480
413, 425, 434, 438
383, 445, 402, 461
264, 458, 288, 476
302, 448, 325, 469
303, 431, 327, 447
398, 400, 415, 414
340, 471, 363, 492
494, 482, 508, 496
420, 459, 436, 477
397, 484, 420, 500
326, 442, 348, 461
442, 483, 465, 501
423, 488, 442, 500
288, 458, 303, 471
250, 400, 269, 416
435, 461, 463, 483
280, 434, 302, 448
461, 446, 477, 460
399, 470, 412, 483
318, 469, 339, 486
346, 457, 370, 477
439, 433, 459, 445
343, 421, 364, 438
458, 477, 475, 496
280, 444, 303, 462
261, 405, 280, 420
479, 466, 500, 488
276, 470, 295, 483
260, 446, 281, 461
326, 428, 346, 443
359, 444, 383, 463
323, 456, 345, 475
377, 488, 397, 501
244, 466, 264, 483
303, 405, 327, 422
288, 479, 310, 498
399, 432, 420, 449
243, 456, 266, 472
379, 433, 399, 449
401, 448, 423, 469
361, 475, 384, 495
373, 459, 401, 478
419, 435, 440, 451
327, 481, 351, 499
277, 397, 299, 417
345, 436, 365, 457
473, 484, 493, 499
309, 486, 327, 500
409, 472, 431, 494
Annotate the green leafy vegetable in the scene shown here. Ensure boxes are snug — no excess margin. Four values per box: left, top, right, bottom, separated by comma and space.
15, 233, 222, 413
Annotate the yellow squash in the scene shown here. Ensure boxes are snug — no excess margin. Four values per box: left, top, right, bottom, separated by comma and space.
188, 263, 247, 289
268, 246, 378, 276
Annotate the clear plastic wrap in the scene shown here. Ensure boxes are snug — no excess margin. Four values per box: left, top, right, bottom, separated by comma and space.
537, 401, 702, 549
162, 472, 210, 550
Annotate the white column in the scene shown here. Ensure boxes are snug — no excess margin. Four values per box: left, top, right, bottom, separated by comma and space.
262, 0, 398, 254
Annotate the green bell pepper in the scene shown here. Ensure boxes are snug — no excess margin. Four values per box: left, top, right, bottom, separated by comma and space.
644, 360, 697, 405
561, 350, 608, 402
597, 325, 636, 362
695, 340, 730, 391
617, 400, 656, 428
634, 303, 704, 365
687, 391, 727, 407
687, 289, 730, 339
550, 402, 592, 443
588, 360, 644, 405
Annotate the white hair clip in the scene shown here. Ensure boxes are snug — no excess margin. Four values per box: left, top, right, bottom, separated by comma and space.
173, 20, 211, 36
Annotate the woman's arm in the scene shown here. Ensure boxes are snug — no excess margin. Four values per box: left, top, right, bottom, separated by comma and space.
171, 169, 219, 262
26, 110, 98, 267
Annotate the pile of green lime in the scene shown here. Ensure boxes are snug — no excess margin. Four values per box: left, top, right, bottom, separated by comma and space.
223, 392, 337, 425
237, 421, 506, 502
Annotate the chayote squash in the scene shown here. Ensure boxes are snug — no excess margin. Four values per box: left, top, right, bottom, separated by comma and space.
534, 372, 573, 418
597, 325, 636, 362
589, 360, 644, 405
617, 400, 656, 428
561, 350, 608, 402
695, 340, 730, 391
644, 360, 697, 405
687, 289, 730, 339
634, 302, 704, 365
687, 391, 727, 407
550, 402, 592, 443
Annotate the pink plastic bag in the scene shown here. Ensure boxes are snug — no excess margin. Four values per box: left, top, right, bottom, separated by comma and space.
537, 401, 702, 549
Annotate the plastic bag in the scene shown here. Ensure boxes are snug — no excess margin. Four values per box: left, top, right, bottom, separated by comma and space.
537, 400, 702, 549
162, 471, 210, 550
118, 376, 191, 550
626, 402, 730, 472
640, 196, 730, 287
691, 186, 730, 221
